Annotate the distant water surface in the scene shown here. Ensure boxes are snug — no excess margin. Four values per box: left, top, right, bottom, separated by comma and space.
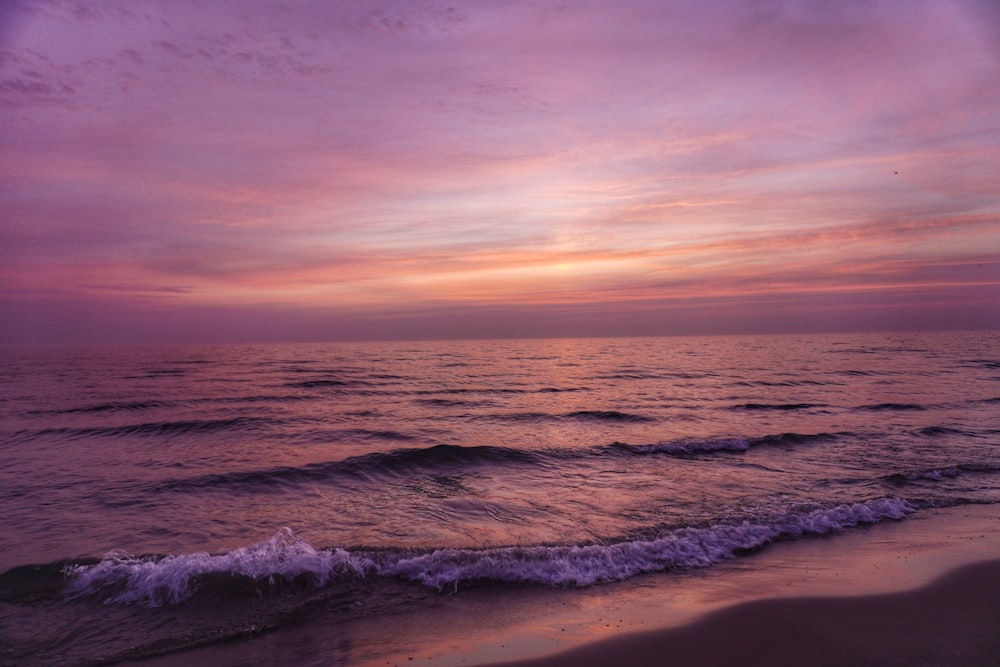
1, 332, 998, 665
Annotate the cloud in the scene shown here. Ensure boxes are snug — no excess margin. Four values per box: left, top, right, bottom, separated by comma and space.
1, 0, 998, 343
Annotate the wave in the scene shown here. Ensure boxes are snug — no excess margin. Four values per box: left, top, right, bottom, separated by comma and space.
589, 371, 667, 380
18, 416, 280, 441
730, 380, 832, 388
285, 379, 365, 388
728, 403, 827, 411
381, 498, 914, 590
563, 410, 653, 422
590, 371, 717, 381
409, 386, 592, 400
202, 394, 315, 404
159, 431, 842, 493
30, 400, 171, 415
612, 438, 751, 455
63, 528, 368, 606
410, 388, 532, 396
304, 428, 418, 443
916, 426, 977, 437
133, 369, 187, 378
480, 410, 654, 423
750, 432, 843, 446
855, 403, 928, 411
966, 359, 1000, 370
885, 467, 961, 484
484, 412, 556, 423
612, 432, 841, 456
352, 443, 543, 469
157, 444, 544, 493
58, 498, 916, 605
415, 398, 488, 407
884, 463, 1000, 486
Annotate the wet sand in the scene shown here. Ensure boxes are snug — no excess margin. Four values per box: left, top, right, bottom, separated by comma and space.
131, 505, 1000, 667
483, 559, 1000, 667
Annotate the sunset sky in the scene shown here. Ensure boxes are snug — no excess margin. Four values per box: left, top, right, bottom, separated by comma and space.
2, 0, 999, 344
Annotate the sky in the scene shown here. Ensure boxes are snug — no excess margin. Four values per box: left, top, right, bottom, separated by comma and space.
2, 0, 999, 344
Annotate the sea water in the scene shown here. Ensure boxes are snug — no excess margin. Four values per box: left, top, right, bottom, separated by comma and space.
1, 332, 998, 665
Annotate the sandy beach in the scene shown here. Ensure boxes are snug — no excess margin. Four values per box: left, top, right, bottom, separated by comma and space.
471, 503, 1000, 667
485, 559, 1000, 667
129, 504, 1000, 667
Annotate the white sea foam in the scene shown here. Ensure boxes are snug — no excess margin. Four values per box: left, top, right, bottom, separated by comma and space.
64, 527, 372, 606
378, 522, 771, 589
64, 498, 915, 603
381, 497, 915, 589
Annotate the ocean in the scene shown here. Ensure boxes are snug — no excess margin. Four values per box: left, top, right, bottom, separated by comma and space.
1, 331, 998, 666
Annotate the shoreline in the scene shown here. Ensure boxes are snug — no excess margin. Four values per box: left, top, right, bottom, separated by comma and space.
130, 504, 1000, 667
482, 558, 1000, 667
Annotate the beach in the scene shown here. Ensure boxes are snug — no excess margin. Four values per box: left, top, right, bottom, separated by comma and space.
478, 503, 1000, 667
131, 503, 1000, 667
488, 559, 1000, 667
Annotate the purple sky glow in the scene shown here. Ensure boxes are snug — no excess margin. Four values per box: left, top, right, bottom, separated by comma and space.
2, 0, 999, 343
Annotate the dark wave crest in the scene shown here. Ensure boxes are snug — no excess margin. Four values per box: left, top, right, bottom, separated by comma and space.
731, 379, 833, 388
415, 398, 487, 407
612, 438, 750, 455
856, 403, 928, 411
482, 410, 654, 423
563, 410, 653, 422
729, 403, 828, 411
612, 432, 842, 456
749, 432, 843, 447
302, 428, 418, 443
917, 425, 977, 437
18, 416, 280, 441
158, 444, 544, 493
30, 400, 171, 415
967, 359, 1000, 370
356, 443, 542, 470
884, 463, 1000, 486
158, 429, 849, 494
286, 379, 363, 388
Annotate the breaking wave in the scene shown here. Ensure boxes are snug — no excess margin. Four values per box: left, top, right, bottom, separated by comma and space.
60, 498, 916, 605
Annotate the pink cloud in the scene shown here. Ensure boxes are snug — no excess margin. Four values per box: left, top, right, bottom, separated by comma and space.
1, 0, 998, 343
